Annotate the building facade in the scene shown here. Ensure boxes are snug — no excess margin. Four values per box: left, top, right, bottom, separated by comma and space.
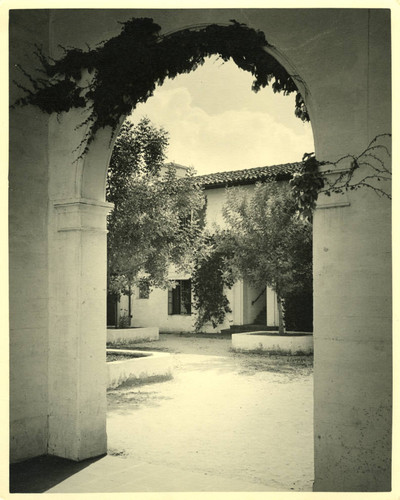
114, 163, 303, 333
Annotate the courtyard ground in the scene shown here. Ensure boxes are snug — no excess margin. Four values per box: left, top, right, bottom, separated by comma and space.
10, 333, 313, 493
106, 333, 314, 491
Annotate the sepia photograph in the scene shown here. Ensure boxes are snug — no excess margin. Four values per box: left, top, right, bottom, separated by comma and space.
4, 3, 397, 496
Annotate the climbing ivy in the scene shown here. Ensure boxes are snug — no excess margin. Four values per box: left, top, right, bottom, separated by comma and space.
290, 152, 325, 222
13, 17, 308, 157
291, 133, 392, 220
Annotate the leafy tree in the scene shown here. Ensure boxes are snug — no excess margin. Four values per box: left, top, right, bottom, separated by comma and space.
106, 118, 206, 299
219, 181, 313, 334
191, 232, 235, 331
106, 118, 169, 204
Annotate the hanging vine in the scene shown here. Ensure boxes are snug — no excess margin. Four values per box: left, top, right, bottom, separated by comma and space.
12, 16, 390, 226
291, 133, 392, 221
12, 17, 308, 158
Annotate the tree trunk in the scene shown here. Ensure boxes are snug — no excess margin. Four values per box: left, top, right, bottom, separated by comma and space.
277, 294, 285, 334
128, 284, 132, 327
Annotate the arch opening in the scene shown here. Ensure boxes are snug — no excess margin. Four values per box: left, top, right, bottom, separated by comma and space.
101, 32, 311, 488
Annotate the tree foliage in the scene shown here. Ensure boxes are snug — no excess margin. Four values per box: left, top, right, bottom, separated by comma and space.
107, 118, 206, 297
106, 118, 169, 204
219, 182, 313, 333
191, 233, 235, 331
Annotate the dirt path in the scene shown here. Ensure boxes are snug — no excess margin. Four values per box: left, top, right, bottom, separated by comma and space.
107, 334, 314, 491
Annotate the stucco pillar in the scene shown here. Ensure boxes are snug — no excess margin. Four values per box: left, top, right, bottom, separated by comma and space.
266, 287, 278, 327
313, 180, 391, 491
232, 281, 244, 325
48, 198, 113, 461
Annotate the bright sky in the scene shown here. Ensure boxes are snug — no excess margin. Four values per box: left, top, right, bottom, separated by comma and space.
128, 55, 314, 176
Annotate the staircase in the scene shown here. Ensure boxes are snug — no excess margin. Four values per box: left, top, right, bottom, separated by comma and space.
253, 306, 266, 326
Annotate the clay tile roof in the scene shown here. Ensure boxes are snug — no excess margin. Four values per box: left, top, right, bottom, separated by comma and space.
193, 162, 304, 189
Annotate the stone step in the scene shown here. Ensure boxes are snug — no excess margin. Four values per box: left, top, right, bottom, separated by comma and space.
221, 324, 278, 334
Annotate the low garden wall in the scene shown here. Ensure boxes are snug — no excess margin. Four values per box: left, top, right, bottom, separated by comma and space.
107, 349, 173, 389
107, 326, 159, 344
232, 331, 313, 355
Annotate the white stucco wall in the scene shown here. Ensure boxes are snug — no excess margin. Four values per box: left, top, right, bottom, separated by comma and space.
131, 281, 236, 333
131, 280, 266, 333
132, 286, 195, 332
9, 10, 51, 462
204, 185, 254, 230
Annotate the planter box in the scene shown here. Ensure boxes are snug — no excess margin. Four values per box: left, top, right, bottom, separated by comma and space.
232, 331, 313, 355
107, 349, 173, 389
107, 326, 159, 344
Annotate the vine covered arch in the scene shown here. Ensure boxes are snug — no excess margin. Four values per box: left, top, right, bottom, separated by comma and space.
27, 13, 317, 465
9, 9, 391, 491
14, 17, 313, 201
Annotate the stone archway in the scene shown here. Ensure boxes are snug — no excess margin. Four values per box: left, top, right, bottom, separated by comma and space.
44, 18, 316, 462
9, 9, 392, 491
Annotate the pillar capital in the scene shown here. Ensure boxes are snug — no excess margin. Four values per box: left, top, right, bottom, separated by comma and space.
54, 198, 114, 232
316, 166, 351, 210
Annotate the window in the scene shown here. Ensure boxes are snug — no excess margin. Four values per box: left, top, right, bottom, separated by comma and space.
138, 280, 150, 299
168, 280, 192, 315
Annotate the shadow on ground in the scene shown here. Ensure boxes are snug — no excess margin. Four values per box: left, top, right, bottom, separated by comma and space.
9, 454, 105, 493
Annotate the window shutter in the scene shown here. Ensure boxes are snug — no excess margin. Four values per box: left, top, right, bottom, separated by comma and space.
168, 288, 173, 315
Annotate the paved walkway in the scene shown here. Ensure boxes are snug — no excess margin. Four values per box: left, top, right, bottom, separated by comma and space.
11, 335, 314, 493
46, 455, 278, 492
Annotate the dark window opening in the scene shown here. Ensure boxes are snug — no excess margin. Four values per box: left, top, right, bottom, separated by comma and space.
168, 280, 191, 315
